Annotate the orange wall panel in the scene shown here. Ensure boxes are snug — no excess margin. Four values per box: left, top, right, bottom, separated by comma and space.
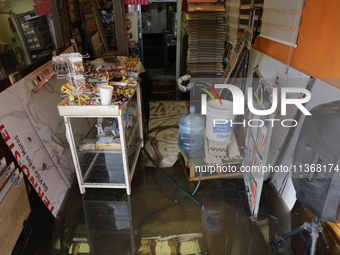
252, 0, 340, 87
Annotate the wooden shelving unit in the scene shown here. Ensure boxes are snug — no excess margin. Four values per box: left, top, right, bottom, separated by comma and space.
92, 0, 110, 52
78, 0, 128, 58
0, 157, 31, 254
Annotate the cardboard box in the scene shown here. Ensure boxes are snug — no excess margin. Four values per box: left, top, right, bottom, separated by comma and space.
34, 43, 41, 50
22, 23, 29, 31
27, 41, 35, 47
0, 171, 31, 255
22, 22, 36, 31
25, 28, 36, 36
0, 162, 13, 190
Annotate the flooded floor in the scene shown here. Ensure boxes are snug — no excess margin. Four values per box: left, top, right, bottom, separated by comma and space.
22, 148, 340, 255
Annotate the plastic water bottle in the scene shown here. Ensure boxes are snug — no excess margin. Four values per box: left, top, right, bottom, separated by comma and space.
178, 106, 205, 152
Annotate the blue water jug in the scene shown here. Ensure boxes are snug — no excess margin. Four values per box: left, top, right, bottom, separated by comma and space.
178, 106, 205, 152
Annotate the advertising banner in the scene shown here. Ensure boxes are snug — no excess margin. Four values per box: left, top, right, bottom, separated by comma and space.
34, 0, 52, 16
0, 87, 67, 217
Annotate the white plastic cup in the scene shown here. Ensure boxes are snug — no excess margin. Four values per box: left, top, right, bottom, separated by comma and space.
99, 85, 113, 105
205, 100, 234, 142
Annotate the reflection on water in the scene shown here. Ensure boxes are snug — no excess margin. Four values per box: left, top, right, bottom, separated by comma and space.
139, 234, 204, 254
47, 151, 332, 255
61, 159, 294, 255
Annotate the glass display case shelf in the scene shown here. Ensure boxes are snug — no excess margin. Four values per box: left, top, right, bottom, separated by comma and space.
58, 84, 143, 195
79, 149, 122, 153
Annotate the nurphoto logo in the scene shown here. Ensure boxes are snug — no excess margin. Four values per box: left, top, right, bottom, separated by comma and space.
200, 84, 312, 128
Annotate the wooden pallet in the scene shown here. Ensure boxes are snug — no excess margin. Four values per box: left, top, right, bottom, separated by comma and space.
179, 152, 243, 181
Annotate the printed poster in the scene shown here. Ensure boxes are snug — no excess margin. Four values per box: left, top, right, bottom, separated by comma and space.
0, 87, 67, 217
34, 0, 52, 16
126, 12, 138, 48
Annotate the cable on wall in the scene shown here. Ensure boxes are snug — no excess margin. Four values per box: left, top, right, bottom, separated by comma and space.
285, 0, 304, 74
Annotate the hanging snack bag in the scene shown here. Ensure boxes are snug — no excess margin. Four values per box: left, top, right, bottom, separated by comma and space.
73, 74, 86, 90
60, 55, 69, 72
52, 56, 69, 73
68, 53, 84, 74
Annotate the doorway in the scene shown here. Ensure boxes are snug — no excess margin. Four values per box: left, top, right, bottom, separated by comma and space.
141, 2, 177, 77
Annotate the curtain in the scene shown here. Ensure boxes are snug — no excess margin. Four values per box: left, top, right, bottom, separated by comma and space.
259, 0, 305, 47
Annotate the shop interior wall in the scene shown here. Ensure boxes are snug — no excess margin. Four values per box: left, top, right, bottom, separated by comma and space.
252, 0, 340, 88
0, 0, 36, 68
0, 1, 35, 49
142, 2, 167, 34
244, 0, 340, 238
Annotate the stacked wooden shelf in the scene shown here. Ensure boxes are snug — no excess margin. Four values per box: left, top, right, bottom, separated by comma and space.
0, 157, 31, 254
186, 5, 226, 78
79, 0, 120, 58
80, 0, 100, 57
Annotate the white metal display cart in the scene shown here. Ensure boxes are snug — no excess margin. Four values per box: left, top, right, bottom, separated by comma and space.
58, 84, 143, 195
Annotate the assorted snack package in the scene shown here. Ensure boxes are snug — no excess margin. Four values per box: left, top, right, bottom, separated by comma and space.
53, 53, 140, 106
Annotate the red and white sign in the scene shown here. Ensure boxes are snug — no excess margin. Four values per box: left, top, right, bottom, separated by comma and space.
126, 19, 132, 31
273, 74, 279, 88
124, 0, 148, 5
34, 0, 52, 16
251, 180, 257, 210
0, 88, 67, 217
126, 12, 138, 47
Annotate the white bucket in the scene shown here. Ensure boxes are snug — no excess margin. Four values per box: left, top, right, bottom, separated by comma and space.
205, 100, 234, 142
